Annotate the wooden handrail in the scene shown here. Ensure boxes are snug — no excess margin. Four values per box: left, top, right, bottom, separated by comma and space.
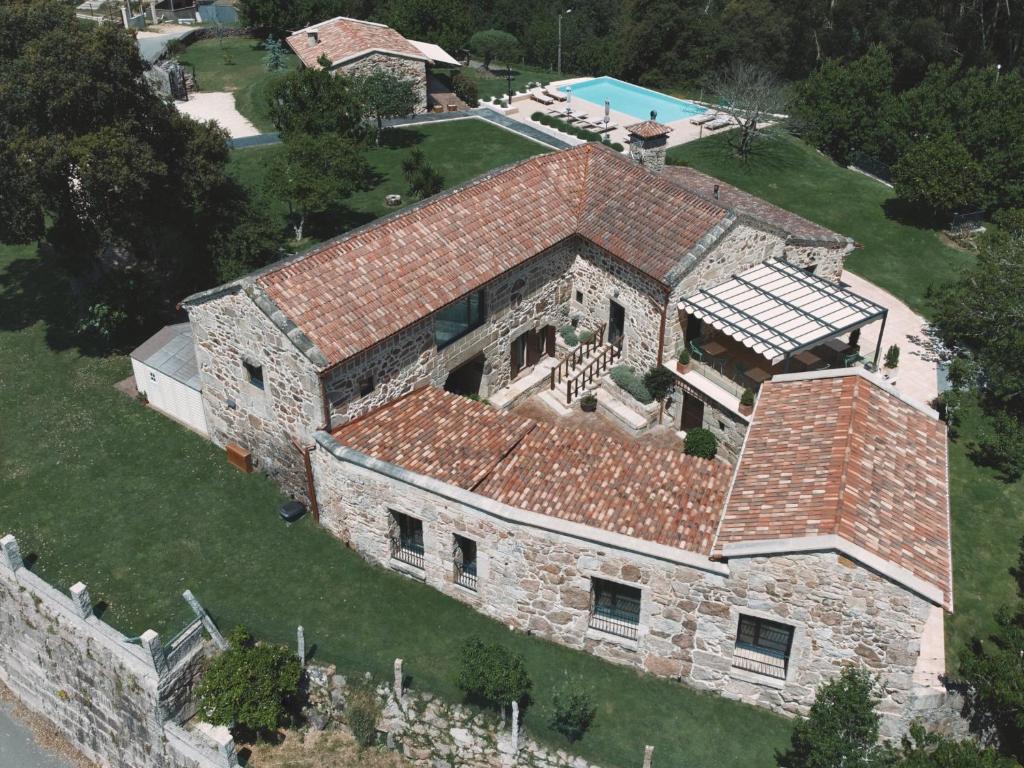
549, 323, 609, 390
565, 341, 621, 404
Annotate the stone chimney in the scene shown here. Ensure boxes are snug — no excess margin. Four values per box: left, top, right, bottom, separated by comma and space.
307, 29, 319, 44
625, 116, 672, 173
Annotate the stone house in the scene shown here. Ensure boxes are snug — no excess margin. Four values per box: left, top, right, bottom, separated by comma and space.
309, 371, 951, 735
285, 16, 461, 115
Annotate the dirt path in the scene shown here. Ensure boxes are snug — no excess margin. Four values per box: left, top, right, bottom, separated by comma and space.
175, 92, 260, 138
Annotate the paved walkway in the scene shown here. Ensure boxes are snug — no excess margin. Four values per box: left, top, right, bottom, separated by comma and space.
175, 92, 260, 139
842, 271, 940, 406
0, 702, 74, 768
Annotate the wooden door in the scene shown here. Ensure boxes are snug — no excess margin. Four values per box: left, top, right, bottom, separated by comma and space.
526, 329, 541, 366
544, 325, 557, 357
681, 393, 705, 431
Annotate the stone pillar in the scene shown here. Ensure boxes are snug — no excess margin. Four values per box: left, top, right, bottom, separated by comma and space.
0, 534, 23, 571
69, 582, 93, 618
393, 658, 403, 698
141, 629, 168, 676
511, 701, 520, 753
210, 725, 239, 767
148, 0, 157, 23
643, 744, 654, 768
297, 626, 305, 668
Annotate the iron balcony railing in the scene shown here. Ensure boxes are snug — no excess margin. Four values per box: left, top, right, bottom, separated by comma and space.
390, 535, 424, 570
589, 594, 641, 640
455, 562, 478, 591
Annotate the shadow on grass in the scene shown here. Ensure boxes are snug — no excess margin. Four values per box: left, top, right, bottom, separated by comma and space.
378, 128, 426, 149
881, 197, 947, 230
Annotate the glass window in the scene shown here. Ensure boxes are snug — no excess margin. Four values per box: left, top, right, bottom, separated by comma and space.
389, 511, 424, 569
434, 290, 486, 348
589, 578, 641, 640
733, 615, 794, 680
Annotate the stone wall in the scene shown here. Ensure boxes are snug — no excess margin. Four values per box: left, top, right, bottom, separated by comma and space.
0, 535, 235, 768
309, 444, 952, 735
187, 287, 324, 499
338, 53, 428, 114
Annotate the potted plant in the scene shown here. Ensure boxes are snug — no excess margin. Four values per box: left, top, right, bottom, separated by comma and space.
677, 348, 691, 374
848, 327, 861, 352
883, 344, 900, 372
579, 393, 598, 412
739, 388, 755, 416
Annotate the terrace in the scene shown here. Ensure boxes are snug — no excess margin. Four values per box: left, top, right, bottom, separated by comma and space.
676, 260, 889, 401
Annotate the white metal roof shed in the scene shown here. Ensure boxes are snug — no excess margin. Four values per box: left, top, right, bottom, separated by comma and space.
409, 40, 461, 66
679, 260, 888, 365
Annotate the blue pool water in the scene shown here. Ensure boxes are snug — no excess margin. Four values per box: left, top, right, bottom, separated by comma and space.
559, 76, 706, 122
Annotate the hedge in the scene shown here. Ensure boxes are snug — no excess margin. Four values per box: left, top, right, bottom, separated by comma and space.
559, 324, 579, 346
531, 111, 624, 152
610, 365, 653, 404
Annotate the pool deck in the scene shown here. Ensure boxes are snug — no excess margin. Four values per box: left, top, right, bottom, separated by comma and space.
498, 76, 735, 151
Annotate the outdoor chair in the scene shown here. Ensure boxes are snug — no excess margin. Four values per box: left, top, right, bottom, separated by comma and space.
531, 93, 554, 106
705, 116, 735, 130
691, 113, 718, 125
543, 88, 567, 102
688, 340, 705, 362
842, 353, 864, 367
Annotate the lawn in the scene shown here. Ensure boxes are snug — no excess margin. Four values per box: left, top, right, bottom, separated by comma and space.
435, 63, 559, 101
666, 132, 975, 319
228, 119, 548, 246
178, 37, 297, 132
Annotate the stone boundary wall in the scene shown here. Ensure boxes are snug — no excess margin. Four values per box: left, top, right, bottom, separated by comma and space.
0, 534, 236, 768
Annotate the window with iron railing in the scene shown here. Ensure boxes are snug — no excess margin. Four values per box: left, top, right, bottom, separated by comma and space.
453, 534, 478, 591
389, 511, 424, 570
589, 578, 641, 640
732, 615, 794, 680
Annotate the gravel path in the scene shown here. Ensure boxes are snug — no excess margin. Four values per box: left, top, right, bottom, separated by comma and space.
175, 92, 260, 139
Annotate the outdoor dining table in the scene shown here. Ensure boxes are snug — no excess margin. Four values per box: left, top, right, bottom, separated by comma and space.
794, 349, 822, 367
702, 340, 727, 357
745, 366, 770, 384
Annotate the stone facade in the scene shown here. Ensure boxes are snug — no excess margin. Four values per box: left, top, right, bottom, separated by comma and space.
188, 287, 324, 499
309, 443, 950, 736
0, 535, 235, 768
337, 52, 428, 114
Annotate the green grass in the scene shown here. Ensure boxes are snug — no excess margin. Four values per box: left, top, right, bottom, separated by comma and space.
435, 64, 559, 101
178, 37, 297, 132
228, 119, 548, 246
666, 132, 976, 319
945, 398, 1024, 673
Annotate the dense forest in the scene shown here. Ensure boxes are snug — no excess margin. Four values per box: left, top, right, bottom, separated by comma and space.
238, 0, 1022, 90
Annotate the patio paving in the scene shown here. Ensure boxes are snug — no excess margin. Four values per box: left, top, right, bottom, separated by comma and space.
175, 91, 259, 139
841, 271, 939, 406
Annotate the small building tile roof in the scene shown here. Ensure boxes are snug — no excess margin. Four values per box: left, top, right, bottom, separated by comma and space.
285, 16, 428, 69
625, 120, 673, 139
660, 165, 848, 246
331, 386, 732, 553
257, 144, 728, 367
715, 373, 951, 607
130, 323, 201, 390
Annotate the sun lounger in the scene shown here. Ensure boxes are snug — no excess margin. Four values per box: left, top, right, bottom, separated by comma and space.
543, 88, 568, 102
705, 116, 734, 130
594, 122, 617, 133
531, 92, 554, 106
690, 112, 718, 125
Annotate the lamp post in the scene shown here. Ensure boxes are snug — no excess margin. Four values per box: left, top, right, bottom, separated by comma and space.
996, 63, 1002, 83
557, 9, 573, 73
506, 65, 514, 106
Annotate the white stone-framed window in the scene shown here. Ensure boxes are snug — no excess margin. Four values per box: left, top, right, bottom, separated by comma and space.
589, 578, 641, 640
732, 614, 794, 681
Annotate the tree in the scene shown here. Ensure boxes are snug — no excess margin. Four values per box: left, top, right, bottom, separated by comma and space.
933, 234, 1024, 415
267, 67, 368, 140
402, 149, 444, 199
351, 70, 420, 143
383, 0, 479, 55
550, 681, 596, 742
791, 45, 895, 165
706, 61, 787, 160
456, 637, 532, 719
267, 133, 372, 241
195, 626, 303, 736
782, 667, 884, 768
642, 365, 676, 423
891, 724, 1020, 768
263, 35, 287, 71
892, 134, 984, 221
468, 29, 519, 70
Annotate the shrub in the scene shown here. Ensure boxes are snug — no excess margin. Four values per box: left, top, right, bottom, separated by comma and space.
195, 626, 303, 735
884, 344, 900, 368
848, 327, 861, 349
579, 393, 597, 409
740, 388, 755, 407
559, 324, 579, 346
642, 366, 676, 403
577, 329, 595, 344
684, 428, 717, 459
451, 70, 479, 107
677, 349, 690, 364
974, 410, 1024, 482
550, 682, 597, 742
456, 637, 532, 713
345, 684, 382, 748
610, 365, 653, 404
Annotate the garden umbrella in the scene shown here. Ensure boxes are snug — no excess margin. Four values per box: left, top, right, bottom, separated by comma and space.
604, 99, 610, 126
566, 87, 573, 115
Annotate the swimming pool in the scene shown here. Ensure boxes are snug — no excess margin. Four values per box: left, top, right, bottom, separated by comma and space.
558, 76, 706, 122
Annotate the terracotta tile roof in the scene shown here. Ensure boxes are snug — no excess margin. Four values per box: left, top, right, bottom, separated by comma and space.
625, 120, 672, 139
258, 145, 728, 367
331, 387, 732, 553
660, 165, 848, 245
715, 374, 951, 607
285, 16, 427, 69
